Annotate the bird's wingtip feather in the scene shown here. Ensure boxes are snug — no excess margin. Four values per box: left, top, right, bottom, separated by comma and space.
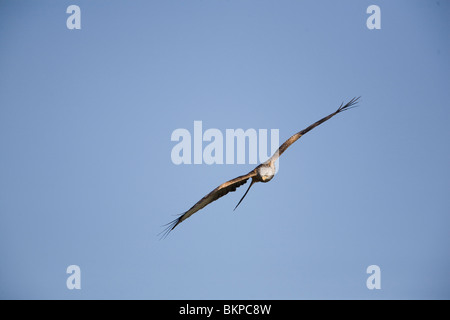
337, 96, 361, 113
158, 214, 183, 240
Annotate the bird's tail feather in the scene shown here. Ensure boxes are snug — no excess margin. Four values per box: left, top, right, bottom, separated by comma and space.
234, 179, 255, 211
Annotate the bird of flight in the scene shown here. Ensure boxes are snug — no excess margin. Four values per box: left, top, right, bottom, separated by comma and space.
160, 97, 360, 238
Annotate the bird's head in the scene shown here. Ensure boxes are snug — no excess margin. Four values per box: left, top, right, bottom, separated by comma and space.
258, 165, 275, 183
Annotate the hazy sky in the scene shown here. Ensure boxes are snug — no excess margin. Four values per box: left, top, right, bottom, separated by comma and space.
0, 0, 449, 299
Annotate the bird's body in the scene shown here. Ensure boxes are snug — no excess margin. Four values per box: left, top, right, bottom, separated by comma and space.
160, 97, 360, 238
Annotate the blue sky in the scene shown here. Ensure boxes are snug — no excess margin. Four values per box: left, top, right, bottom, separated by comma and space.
0, 0, 449, 299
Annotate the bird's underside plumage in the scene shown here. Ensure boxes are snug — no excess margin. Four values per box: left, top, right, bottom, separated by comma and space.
160, 97, 360, 238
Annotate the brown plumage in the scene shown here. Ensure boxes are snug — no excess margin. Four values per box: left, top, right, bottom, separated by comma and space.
160, 97, 360, 238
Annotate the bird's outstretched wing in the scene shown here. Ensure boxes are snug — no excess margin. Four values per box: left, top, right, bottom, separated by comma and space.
267, 97, 360, 163
160, 170, 257, 238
